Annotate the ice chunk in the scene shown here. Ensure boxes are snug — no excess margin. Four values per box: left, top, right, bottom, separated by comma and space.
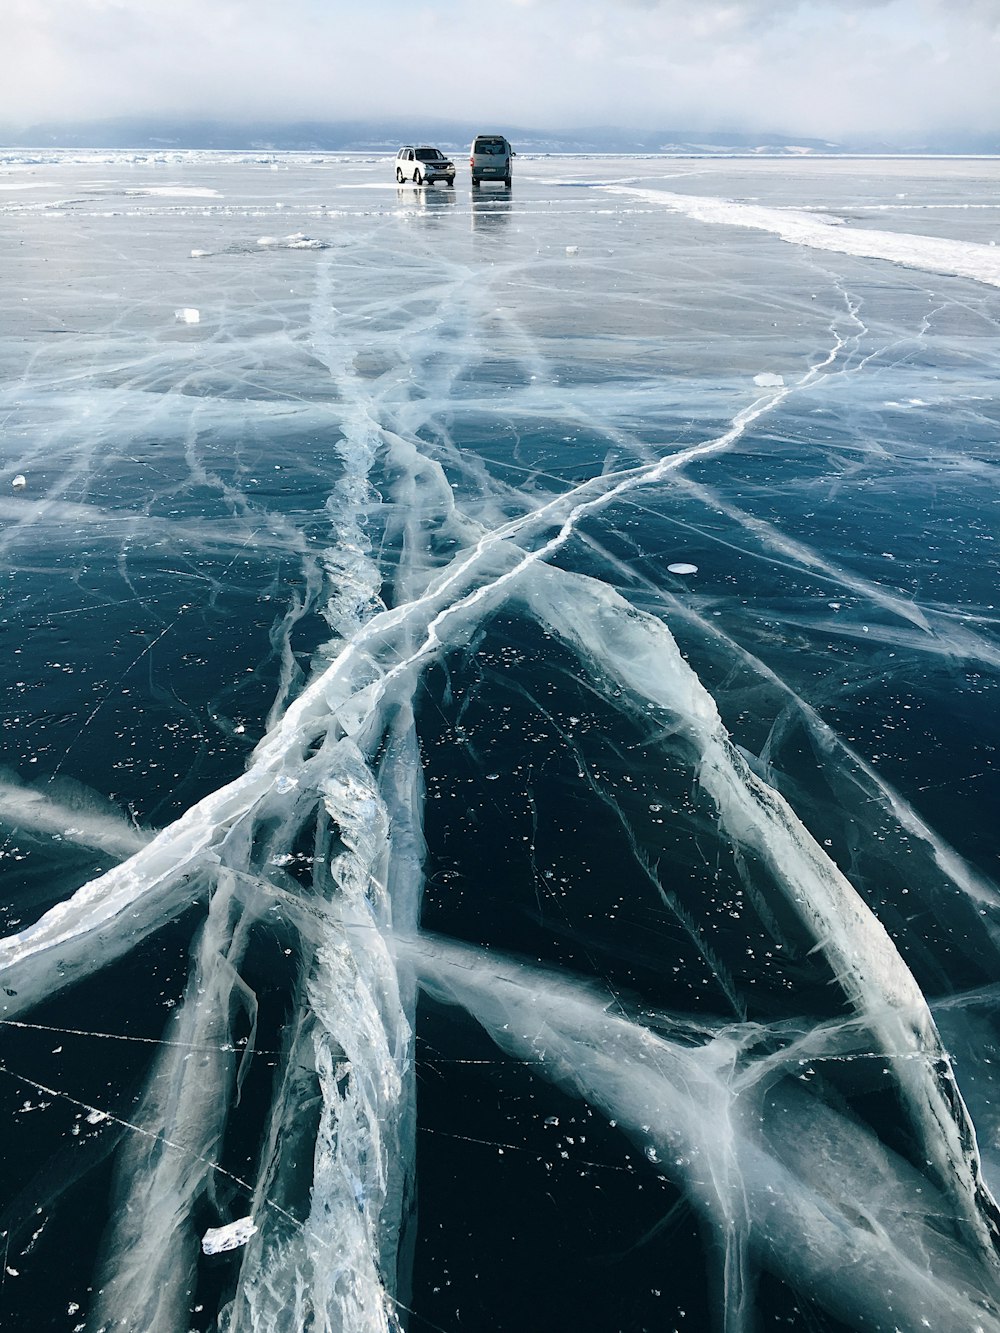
753, 372, 784, 387
565, 245, 579, 255
11, 474, 26, 489
274, 774, 298, 794
174, 308, 200, 324
201, 1217, 258, 1255
667, 563, 698, 575
257, 232, 327, 250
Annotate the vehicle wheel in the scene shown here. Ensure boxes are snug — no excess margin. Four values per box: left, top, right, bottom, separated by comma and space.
396, 168, 404, 183
472, 177, 480, 187
447, 178, 455, 187
414, 170, 422, 186
504, 176, 511, 188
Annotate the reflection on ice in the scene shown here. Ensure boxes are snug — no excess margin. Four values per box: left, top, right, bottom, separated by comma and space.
1, 151, 999, 1331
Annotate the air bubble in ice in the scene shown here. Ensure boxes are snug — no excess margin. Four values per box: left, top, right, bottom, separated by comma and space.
667, 563, 698, 575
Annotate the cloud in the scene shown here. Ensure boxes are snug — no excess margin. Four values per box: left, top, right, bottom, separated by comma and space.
0, 0, 997, 139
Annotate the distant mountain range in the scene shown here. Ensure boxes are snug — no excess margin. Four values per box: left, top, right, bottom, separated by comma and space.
1, 117, 998, 156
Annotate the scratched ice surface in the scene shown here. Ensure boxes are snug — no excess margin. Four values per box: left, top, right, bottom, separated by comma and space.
1, 150, 999, 1332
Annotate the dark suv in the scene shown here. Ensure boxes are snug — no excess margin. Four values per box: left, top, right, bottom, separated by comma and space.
470, 135, 514, 187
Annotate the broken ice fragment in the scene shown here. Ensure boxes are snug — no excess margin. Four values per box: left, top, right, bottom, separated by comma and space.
174, 308, 200, 324
753, 372, 784, 387
274, 774, 298, 794
667, 563, 698, 575
201, 1217, 258, 1255
11, 474, 26, 489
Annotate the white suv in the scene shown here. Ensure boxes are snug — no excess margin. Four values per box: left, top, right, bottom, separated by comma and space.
395, 146, 456, 186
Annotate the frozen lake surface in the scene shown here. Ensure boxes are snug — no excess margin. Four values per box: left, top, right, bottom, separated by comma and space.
1, 150, 1000, 1332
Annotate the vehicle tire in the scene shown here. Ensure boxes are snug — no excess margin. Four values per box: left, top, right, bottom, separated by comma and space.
472, 177, 480, 187
504, 176, 511, 188
447, 178, 455, 187
396, 168, 404, 183
414, 170, 422, 186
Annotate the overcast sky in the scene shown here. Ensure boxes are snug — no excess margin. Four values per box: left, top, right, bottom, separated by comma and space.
1, 0, 998, 141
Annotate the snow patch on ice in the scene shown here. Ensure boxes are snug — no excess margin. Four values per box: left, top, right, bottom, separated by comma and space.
124, 186, 220, 198
606, 185, 1000, 289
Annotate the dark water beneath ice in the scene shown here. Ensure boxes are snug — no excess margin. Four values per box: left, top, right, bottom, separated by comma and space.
1, 151, 999, 1332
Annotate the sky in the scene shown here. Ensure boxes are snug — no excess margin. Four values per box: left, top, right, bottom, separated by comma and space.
1, 0, 998, 142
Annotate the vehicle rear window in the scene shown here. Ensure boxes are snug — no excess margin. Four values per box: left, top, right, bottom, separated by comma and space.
475, 139, 506, 153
